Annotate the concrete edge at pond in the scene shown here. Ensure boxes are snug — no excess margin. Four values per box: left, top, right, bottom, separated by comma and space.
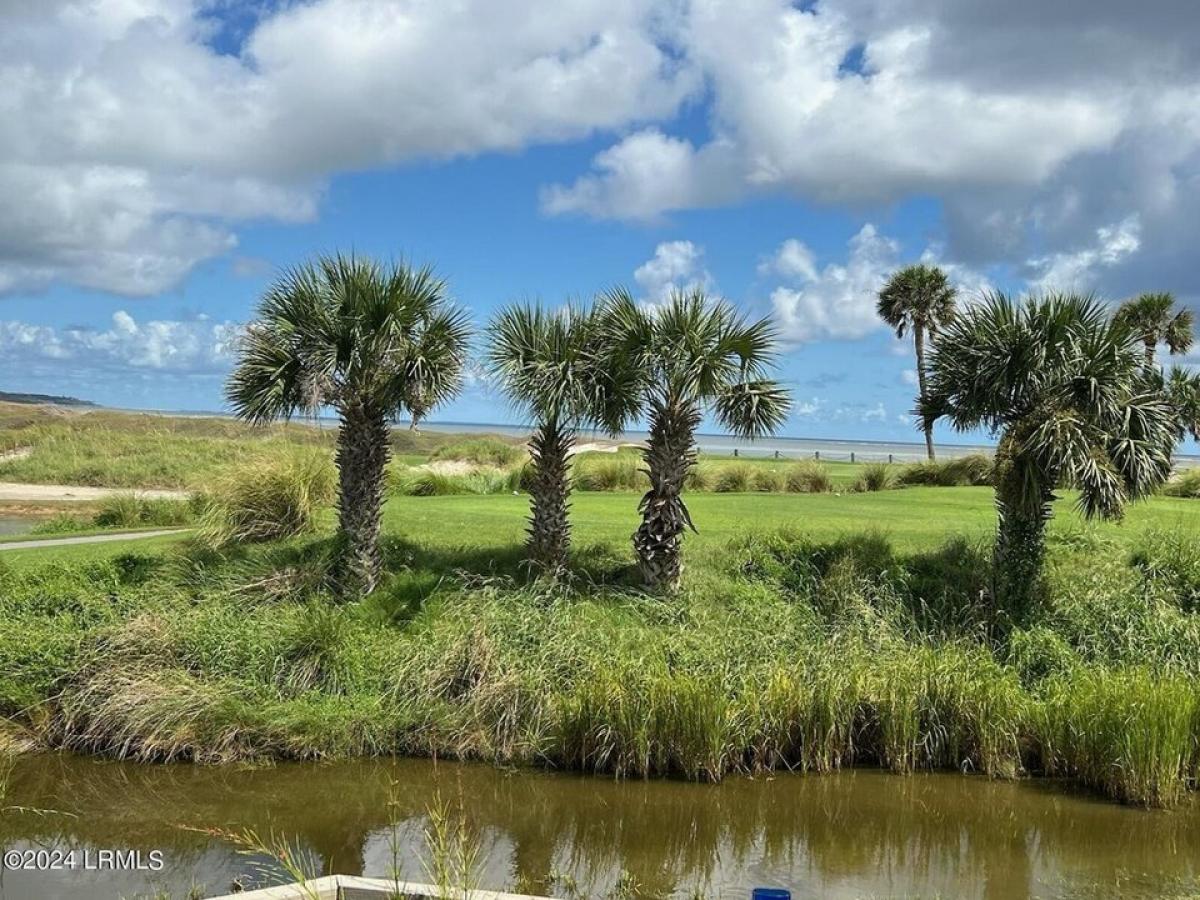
0, 528, 189, 552
206, 874, 558, 900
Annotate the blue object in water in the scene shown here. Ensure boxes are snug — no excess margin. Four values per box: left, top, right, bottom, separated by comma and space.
751, 890, 791, 900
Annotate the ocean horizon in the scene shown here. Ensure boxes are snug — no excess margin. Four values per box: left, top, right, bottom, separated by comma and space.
112, 405, 1200, 466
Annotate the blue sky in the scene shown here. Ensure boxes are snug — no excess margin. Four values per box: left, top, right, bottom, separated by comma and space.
1, 0, 1198, 447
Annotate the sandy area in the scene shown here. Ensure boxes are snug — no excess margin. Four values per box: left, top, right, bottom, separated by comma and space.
0, 482, 187, 502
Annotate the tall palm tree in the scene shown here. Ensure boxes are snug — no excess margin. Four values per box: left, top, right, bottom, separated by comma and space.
226, 254, 471, 597
487, 302, 636, 571
921, 292, 1176, 622
1113, 292, 1195, 367
877, 264, 957, 460
603, 288, 791, 590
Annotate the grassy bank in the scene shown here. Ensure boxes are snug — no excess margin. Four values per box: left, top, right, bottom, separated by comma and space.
3, 488, 1200, 808
0, 403, 519, 489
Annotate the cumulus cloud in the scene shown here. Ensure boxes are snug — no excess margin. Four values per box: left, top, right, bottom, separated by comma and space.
769, 225, 898, 342
542, 0, 1200, 301
900, 369, 918, 387
6, 0, 1198, 305
633, 240, 714, 305
1025, 215, 1142, 294
0, 310, 241, 373
1, 0, 693, 295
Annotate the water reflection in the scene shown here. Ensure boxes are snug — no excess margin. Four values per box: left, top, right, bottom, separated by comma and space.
2, 755, 1198, 899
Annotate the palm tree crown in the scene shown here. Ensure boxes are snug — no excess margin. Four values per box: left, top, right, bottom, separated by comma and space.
228, 256, 469, 424
877, 264, 957, 460
488, 302, 636, 569
876, 264, 957, 339
1113, 292, 1195, 366
603, 287, 790, 588
921, 291, 1176, 620
227, 254, 471, 595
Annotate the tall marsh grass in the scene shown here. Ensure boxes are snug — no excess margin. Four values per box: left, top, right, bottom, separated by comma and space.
430, 438, 526, 467
1163, 467, 1200, 499
7, 520, 1200, 807
198, 451, 334, 545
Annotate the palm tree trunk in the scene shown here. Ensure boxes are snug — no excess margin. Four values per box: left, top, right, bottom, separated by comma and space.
334, 402, 390, 597
526, 419, 572, 571
914, 324, 935, 461
633, 401, 701, 590
1144, 337, 1157, 368
991, 430, 1051, 628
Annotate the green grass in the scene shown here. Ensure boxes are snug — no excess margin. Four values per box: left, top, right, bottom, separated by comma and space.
4, 408, 1200, 808
0, 403, 489, 490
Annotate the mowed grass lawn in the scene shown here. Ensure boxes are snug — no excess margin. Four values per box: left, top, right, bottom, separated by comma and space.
5, 486, 1195, 567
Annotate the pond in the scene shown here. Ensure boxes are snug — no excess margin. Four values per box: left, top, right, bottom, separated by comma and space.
1, 755, 1198, 899
0, 516, 34, 536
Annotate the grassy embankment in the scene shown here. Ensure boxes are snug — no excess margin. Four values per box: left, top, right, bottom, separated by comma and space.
3, 438, 1200, 808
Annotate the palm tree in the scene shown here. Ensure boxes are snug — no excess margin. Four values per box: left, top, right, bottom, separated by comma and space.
877, 264, 957, 460
603, 288, 791, 590
1113, 292, 1194, 367
921, 292, 1176, 622
487, 302, 636, 571
226, 254, 471, 597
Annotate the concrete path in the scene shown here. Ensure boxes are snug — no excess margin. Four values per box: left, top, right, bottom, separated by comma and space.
0, 481, 187, 502
0, 528, 188, 552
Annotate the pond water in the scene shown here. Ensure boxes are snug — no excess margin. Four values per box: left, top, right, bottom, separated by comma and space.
0, 516, 34, 536
1, 755, 1198, 900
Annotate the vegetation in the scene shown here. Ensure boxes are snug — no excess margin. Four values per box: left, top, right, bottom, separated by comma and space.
877, 264, 957, 460
1163, 468, 1200, 499
429, 438, 525, 467
198, 451, 335, 546
852, 462, 895, 492
487, 303, 632, 570
923, 293, 1177, 624
1112, 291, 1194, 367
0, 402, 461, 489
226, 255, 471, 596
603, 289, 790, 589
2, 489, 1200, 808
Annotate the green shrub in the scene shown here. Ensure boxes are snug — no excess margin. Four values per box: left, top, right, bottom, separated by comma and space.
897, 454, 993, 487
1129, 528, 1200, 612
712, 463, 754, 493
30, 513, 90, 535
751, 467, 786, 493
685, 464, 714, 491
389, 466, 522, 497
199, 451, 334, 545
430, 438, 525, 468
784, 461, 832, 493
852, 462, 894, 492
93, 494, 198, 528
1162, 468, 1200, 499
572, 454, 645, 492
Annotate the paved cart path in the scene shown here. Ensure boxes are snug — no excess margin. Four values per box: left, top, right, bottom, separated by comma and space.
0, 528, 188, 552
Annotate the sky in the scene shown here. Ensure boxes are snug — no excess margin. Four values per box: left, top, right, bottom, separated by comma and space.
1, 0, 1199, 445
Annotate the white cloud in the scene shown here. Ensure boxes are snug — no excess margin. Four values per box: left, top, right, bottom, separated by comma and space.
1, 0, 694, 295
759, 239, 819, 282
769, 225, 898, 342
0, 311, 241, 373
861, 403, 887, 423
543, 1, 1128, 219
900, 369, 918, 387
540, 0, 1200, 301
1025, 215, 1142, 293
632, 240, 714, 305
794, 397, 823, 417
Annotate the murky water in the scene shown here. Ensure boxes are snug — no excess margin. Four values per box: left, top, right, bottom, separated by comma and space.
0, 517, 33, 537
2, 755, 1198, 900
